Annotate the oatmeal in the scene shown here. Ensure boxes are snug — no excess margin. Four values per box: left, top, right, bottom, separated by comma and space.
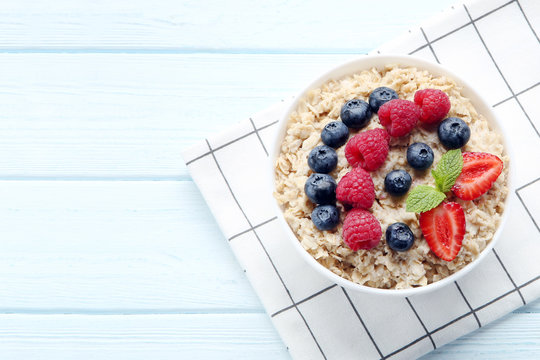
274, 64, 508, 289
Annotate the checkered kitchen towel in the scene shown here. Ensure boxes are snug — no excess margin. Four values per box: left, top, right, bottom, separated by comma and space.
182, 1, 540, 359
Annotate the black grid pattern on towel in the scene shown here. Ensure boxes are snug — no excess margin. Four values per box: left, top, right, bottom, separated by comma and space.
204, 138, 328, 359
188, 123, 540, 360
184, 1, 540, 359
409, 0, 540, 139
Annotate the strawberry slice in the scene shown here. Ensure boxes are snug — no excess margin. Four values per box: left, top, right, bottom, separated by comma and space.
452, 152, 503, 200
419, 202, 466, 261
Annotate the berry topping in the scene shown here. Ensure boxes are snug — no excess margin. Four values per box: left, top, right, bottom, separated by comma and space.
407, 142, 434, 170
340, 99, 373, 129
451, 152, 503, 200
384, 170, 412, 196
311, 205, 340, 231
305, 173, 337, 205
414, 89, 451, 124
438, 117, 471, 149
344, 128, 390, 171
378, 99, 420, 137
336, 167, 375, 209
386, 222, 415, 252
419, 202, 465, 262
342, 208, 382, 251
308, 145, 338, 173
369, 87, 399, 113
321, 121, 349, 148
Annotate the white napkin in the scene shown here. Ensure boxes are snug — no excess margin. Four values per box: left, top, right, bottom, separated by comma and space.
182, 1, 540, 358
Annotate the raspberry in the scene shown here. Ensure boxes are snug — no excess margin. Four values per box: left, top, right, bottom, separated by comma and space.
344, 128, 389, 171
414, 89, 451, 124
336, 167, 375, 209
378, 99, 420, 137
342, 208, 382, 251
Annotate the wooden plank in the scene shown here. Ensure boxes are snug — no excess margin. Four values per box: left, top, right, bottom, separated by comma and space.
0, 180, 262, 311
0, 178, 536, 340
0, 0, 455, 51
514, 300, 540, 313
0, 312, 538, 359
0, 53, 355, 178
0, 313, 288, 360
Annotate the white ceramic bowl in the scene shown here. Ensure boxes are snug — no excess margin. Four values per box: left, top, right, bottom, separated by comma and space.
269, 54, 514, 297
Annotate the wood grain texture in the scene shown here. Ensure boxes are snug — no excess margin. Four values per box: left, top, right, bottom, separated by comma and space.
0, 53, 354, 178
0, 180, 262, 311
0, 311, 536, 360
0, 314, 288, 360
0, 0, 538, 358
0, 0, 455, 51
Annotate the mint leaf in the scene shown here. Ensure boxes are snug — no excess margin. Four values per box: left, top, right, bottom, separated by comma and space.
431, 149, 463, 193
406, 185, 446, 213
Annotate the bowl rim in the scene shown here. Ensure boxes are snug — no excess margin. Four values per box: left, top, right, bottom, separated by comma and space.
269, 54, 514, 297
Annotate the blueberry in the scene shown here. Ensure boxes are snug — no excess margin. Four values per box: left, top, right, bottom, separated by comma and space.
311, 205, 340, 231
438, 117, 471, 149
369, 87, 399, 113
384, 170, 412, 196
407, 142, 434, 170
386, 222, 415, 252
308, 145, 338, 173
340, 99, 372, 129
321, 121, 349, 148
305, 173, 337, 205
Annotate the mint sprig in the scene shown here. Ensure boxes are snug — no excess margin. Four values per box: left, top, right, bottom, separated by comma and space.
431, 149, 463, 192
406, 149, 464, 213
406, 185, 446, 213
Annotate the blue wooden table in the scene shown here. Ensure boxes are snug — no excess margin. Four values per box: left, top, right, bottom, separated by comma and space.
0, 0, 538, 358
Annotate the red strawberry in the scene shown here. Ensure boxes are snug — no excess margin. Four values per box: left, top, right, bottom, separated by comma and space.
419, 202, 466, 262
452, 152, 503, 200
